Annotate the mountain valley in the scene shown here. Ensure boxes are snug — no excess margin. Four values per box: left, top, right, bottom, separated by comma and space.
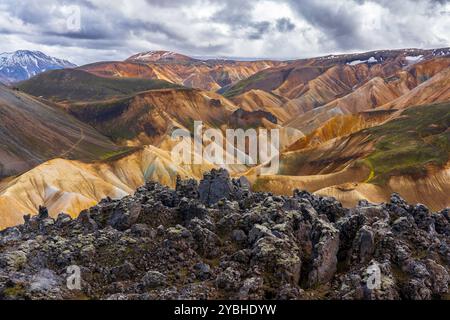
0, 48, 449, 231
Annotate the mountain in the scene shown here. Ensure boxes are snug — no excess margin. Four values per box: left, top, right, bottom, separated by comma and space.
0, 145, 214, 229
230, 89, 292, 122
66, 88, 237, 146
17, 69, 182, 102
250, 102, 450, 210
0, 84, 121, 178
0, 50, 76, 84
382, 64, 450, 110
283, 56, 450, 135
79, 50, 284, 91
222, 48, 450, 106
127, 50, 198, 63
1, 47, 449, 231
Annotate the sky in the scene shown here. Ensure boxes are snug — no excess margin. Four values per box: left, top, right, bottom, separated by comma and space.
0, 0, 449, 65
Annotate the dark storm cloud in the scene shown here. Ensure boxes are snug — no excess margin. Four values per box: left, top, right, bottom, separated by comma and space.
247, 21, 271, 40
285, 0, 368, 49
207, 0, 279, 40
276, 18, 296, 33
209, 0, 256, 26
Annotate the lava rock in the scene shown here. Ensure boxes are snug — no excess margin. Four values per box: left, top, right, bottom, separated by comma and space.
199, 169, 234, 206
142, 271, 167, 289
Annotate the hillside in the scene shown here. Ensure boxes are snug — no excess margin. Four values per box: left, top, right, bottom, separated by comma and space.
66, 88, 238, 145
282, 57, 450, 134
223, 50, 450, 123
0, 47, 449, 234
17, 69, 181, 102
79, 51, 284, 91
0, 145, 215, 230
0, 85, 120, 178
230, 90, 292, 123
250, 102, 450, 210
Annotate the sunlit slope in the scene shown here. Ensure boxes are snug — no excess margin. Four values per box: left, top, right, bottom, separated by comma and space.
231, 89, 291, 123
286, 110, 396, 151
67, 88, 238, 145
250, 102, 450, 210
381, 66, 450, 110
284, 75, 408, 134
0, 145, 216, 230
222, 49, 423, 100
78, 51, 284, 91
284, 58, 450, 134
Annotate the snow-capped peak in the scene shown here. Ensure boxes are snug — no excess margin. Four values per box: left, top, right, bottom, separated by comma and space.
0, 50, 76, 84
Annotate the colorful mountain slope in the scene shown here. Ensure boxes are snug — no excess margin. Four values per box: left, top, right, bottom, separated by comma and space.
0, 84, 121, 178
79, 50, 284, 91
250, 102, 450, 210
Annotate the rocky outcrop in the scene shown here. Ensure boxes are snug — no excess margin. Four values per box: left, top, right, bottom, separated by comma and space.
0, 172, 448, 300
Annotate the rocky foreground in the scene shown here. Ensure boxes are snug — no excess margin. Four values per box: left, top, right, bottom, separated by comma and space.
0, 169, 449, 300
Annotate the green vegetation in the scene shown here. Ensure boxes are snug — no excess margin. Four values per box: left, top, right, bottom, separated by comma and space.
69, 96, 155, 141
99, 147, 140, 162
18, 69, 183, 102
3, 284, 25, 298
364, 102, 450, 183
222, 71, 267, 98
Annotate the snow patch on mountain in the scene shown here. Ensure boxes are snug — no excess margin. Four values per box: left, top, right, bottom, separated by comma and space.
347, 56, 378, 66
405, 55, 424, 65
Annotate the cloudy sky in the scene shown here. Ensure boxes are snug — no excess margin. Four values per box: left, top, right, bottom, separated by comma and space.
0, 0, 449, 65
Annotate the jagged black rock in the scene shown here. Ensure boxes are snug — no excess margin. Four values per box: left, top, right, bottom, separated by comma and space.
0, 169, 449, 300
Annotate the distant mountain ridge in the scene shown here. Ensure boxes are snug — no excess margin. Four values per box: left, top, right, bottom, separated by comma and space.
127, 50, 198, 63
2, 47, 450, 230
0, 50, 76, 84
80, 50, 284, 91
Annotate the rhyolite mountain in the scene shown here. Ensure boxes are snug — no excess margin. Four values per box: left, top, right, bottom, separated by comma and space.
79, 50, 283, 91
0, 48, 449, 301
2, 48, 450, 231
0, 84, 121, 179
0, 50, 76, 84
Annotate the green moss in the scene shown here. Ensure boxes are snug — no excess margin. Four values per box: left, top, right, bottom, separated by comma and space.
412, 249, 429, 260
222, 72, 267, 98
68, 291, 91, 300
363, 102, 450, 183
203, 257, 221, 268
18, 69, 183, 102
251, 177, 270, 193
3, 284, 26, 298
69, 97, 154, 141
99, 147, 140, 161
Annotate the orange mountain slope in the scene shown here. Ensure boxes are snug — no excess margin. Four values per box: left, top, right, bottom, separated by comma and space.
250, 102, 450, 210
1, 48, 449, 230
79, 50, 285, 91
